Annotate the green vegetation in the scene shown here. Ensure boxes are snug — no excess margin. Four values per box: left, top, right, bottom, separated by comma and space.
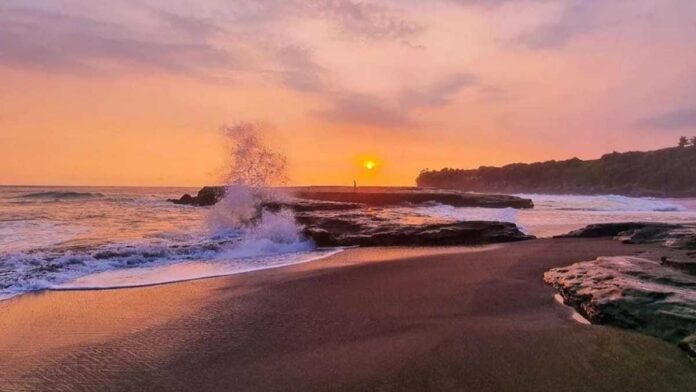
417, 139, 696, 197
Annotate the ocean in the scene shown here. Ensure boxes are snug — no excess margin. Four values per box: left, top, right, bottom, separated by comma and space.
1, 185, 695, 300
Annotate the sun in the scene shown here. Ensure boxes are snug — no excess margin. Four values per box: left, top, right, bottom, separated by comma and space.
363, 160, 376, 170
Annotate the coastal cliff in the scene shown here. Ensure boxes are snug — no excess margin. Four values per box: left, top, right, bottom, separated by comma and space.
417, 146, 696, 197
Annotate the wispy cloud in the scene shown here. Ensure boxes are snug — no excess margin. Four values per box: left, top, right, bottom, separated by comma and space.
312, 0, 423, 42
0, 1, 423, 84
514, 0, 604, 49
317, 73, 478, 127
273, 45, 327, 92
0, 7, 234, 75
153, 10, 222, 38
399, 73, 477, 108
317, 93, 413, 128
639, 107, 696, 130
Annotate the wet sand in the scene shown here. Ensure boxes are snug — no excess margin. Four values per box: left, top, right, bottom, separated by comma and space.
1, 239, 695, 391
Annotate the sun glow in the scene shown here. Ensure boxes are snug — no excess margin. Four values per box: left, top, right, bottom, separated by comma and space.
363, 160, 376, 170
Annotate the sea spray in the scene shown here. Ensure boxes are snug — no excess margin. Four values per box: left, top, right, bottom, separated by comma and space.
207, 123, 312, 251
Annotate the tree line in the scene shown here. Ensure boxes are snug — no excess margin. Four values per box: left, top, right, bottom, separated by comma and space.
677, 136, 696, 148
416, 145, 696, 197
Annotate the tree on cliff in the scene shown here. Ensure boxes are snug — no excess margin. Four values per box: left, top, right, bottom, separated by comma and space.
415, 145, 696, 197
678, 136, 689, 147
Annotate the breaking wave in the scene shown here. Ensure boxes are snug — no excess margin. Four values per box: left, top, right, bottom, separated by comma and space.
517, 194, 685, 212
0, 123, 326, 300
0, 229, 327, 300
206, 122, 311, 256
18, 191, 105, 200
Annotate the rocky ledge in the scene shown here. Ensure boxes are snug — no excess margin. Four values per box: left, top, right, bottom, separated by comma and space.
547, 222, 696, 359
555, 222, 685, 241
544, 256, 696, 359
170, 186, 534, 209
301, 219, 533, 247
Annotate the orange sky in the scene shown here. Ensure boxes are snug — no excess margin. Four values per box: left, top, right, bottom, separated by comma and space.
1, 1, 695, 186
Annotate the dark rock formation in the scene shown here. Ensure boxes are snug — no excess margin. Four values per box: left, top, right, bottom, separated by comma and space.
547, 222, 696, 359
556, 222, 696, 254
555, 222, 683, 239
290, 189, 534, 209
417, 145, 696, 197
544, 256, 696, 360
170, 186, 225, 206
302, 220, 533, 247
169, 186, 534, 209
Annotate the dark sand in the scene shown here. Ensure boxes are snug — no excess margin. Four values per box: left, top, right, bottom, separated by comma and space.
1, 239, 695, 391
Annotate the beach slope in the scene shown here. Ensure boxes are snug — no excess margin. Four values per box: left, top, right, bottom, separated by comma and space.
1, 239, 694, 391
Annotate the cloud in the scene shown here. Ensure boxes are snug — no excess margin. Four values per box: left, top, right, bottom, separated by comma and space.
638, 107, 696, 130
0, 7, 234, 75
316, 73, 478, 127
313, 0, 423, 42
0, 1, 423, 86
399, 73, 477, 108
153, 10, 221, 38
449, 0, 515, 6
273, 46, 326, 92
316, 93, 413, 128
515, 0, 603, 49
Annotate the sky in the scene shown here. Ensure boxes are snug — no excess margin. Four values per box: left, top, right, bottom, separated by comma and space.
1, 0, 696, 186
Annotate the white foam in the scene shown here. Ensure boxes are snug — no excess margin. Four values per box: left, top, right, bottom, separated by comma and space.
55, 248, 343, 291
517, 194, 686, 212
411, 204, 519, 223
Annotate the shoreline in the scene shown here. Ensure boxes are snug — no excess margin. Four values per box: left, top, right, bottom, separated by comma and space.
0, 245, 504, 302
2, 239, 695, 391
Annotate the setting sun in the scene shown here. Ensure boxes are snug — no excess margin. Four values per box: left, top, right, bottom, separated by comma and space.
363, 160, 376, 170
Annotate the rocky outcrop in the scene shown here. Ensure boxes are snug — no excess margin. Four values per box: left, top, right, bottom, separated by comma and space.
170, 186, 225, 206
169, 186, 534, 209
544, 256, 696, 360
556, 222, 696, 253
170, 186, 534, 248
555, 222, 683, 239
547, 222, 696, 359
302, 220, 533, 247
290, 189, 534, 208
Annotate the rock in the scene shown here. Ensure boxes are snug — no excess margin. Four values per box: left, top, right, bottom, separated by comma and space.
544, 256, 696, 359
171, 186, 533, 247
678, 336, 696, 361
661, 258, 696, 276
302, 220, 533, 247
169, 186, 225, 206
169, 186, 534, 209
176, 194, 195, 204
291, 189, 534, 209
262, 200, 363, 212
555, 222, 683, 239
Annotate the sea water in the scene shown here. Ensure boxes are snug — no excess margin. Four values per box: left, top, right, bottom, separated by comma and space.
1, 185, 695, 300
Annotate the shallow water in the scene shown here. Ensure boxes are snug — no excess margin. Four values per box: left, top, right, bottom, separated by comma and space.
1, 186, 695, 299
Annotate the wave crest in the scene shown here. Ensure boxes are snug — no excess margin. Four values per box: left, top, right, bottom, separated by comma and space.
18, 191, 105, 200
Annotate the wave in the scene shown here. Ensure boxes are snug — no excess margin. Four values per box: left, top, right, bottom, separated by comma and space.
0, 224, 324, 300
18, 191, 105, 200
410, 203, 519, 223
54, 248, 343, 292
517, 194, 686, 212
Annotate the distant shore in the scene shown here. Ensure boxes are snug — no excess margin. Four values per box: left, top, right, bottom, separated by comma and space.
2, 239, 694, 391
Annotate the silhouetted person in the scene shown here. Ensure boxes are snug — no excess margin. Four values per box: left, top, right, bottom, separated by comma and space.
353, 180, 357, 192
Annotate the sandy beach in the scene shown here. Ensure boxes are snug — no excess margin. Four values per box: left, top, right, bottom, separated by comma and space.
1, 238, 695, 391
